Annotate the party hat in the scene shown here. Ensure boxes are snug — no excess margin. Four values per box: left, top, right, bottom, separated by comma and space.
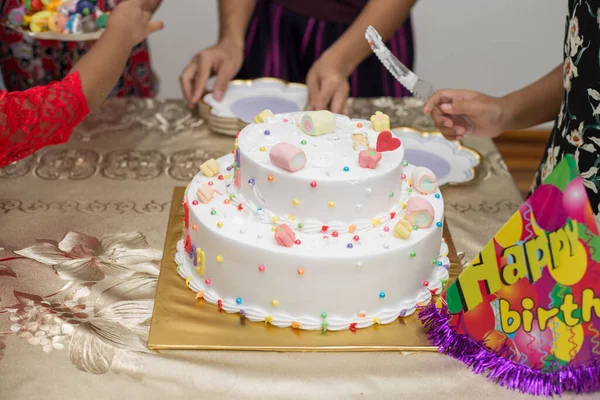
419, 155, 600, 396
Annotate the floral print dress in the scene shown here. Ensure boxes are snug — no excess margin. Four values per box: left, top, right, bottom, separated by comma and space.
533, 0, 600, 226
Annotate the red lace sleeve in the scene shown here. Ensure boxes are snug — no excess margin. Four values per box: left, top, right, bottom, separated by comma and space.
0, 72, 90, 168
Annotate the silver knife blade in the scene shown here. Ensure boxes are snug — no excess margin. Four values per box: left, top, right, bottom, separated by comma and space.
365, 25, 473, 135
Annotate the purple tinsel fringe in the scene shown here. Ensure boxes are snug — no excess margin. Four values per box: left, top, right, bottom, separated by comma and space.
418, 303, 600, 397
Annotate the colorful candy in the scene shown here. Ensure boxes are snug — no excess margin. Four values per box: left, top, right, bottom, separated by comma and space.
393, 219, 413, 239
370, 111, 390, 132
274, 224, 296, 247
358, 148, 382, 169
411, 166, 438, 195
196, 183, 215, 204
269, 142, 306, 172
253, 109, 275, 123
406, 197, 435, 229
200, 158, 220, 177
300, 110, 336, 136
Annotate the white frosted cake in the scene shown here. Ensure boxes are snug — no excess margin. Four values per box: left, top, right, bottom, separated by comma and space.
176, 110, 450, 331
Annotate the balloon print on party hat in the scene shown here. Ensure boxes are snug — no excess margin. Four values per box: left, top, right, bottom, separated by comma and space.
420, 155, 600, 397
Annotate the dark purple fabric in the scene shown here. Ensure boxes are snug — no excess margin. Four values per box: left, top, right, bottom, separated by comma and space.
272, 0, 368, 24
237, 0, 414, 98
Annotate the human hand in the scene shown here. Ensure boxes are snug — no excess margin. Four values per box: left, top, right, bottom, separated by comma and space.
179, 39, 245, 107
306, 51, 351, 115
423, 89, 509, 141
139, 0, 163, 14
106, 0, 164, 47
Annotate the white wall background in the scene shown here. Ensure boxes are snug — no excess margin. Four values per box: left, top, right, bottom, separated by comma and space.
150, 0, 566, 104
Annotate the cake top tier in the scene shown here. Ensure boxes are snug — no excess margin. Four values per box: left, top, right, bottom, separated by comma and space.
233, 111, 411, 228
237, 112, 404, 181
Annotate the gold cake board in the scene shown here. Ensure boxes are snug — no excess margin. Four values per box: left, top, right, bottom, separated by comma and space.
148, 187, 462, 352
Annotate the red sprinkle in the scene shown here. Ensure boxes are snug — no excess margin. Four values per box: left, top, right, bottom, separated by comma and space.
192, 200, 199, 206
295, 239, 301, 245
353, 235, 360, 241
390, 212, 396, 219
332, 231, 339, 238
401, 174, 406, 180
310, 181, 317, 188
236, 131, 241, 139
237, 204, 243, 211
429, 288, 438, 296
423, 280, 429, 287
217, 299, 223, 311
208, 181, 214, 186
321, 225, 328, 232
218, 175, 224, 180
350, 322, 357, 332
283, 119, 288, 122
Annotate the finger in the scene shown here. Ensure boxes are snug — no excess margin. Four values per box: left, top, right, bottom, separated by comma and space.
143, 11, 152, 22
179, 61, 198, 106
329, 83, 349, 114
440, 100, 478, 116
312, 79, 339, 111
431, 108, 454, 129
342, 102, 350, 116
146, 20, 164, 35
423, 89, 465, 114
191, 54, 213, 104
212, 63, 236, 101
306, 72, 319, 111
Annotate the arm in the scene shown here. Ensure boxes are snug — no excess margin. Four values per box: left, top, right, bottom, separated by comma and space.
500, 64, 563, 130
218, 0, 257, 49
325, 0, 416, 75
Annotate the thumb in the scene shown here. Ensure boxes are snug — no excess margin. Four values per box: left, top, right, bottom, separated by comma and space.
146, 20, 164, 35
423, 89, 465, 114
212, 64, 236, 101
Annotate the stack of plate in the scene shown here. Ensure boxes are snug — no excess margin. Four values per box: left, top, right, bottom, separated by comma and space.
199, 78, 308, 136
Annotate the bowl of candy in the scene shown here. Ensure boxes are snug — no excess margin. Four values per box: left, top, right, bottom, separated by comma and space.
2, 0, 108, 41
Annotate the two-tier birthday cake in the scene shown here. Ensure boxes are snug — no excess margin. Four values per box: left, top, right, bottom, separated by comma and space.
175, 110, 450, 331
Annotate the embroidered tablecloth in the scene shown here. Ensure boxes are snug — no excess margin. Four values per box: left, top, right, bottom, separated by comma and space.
1, 98, 574, 400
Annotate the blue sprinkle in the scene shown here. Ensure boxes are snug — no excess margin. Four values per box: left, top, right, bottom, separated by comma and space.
236, 297, 243, 304
226, 166, 232, 171
434, 194, 441, 199
347, 243, 353, 249
436, 221, 443, 228
343, 166, 350, 172
437, 261, 443, 267
257, 207, 263, 212
379, 291, 386, 299
248, 178, 255, 185
264, 130, 270, 135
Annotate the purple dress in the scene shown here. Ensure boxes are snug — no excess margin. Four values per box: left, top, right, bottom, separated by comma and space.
237, 0, 415, 98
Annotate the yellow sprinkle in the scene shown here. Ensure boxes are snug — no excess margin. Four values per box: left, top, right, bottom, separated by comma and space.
401, 202, 407, 209
292, 199, 300, 206
373, 317, 380, 325
348, 224, 357, 233
371, 218, 382, 227
291, 321, 301, 329
271, 216, 279, 223
195, 291, 204, 299
217, 221, 223, 228
265, 316, 273, 325
288, 215, 296, 221
185, 276, 192, 288
271, 226, 276, 232
196, 248, 205, 275
328, 201, 335, 208
216, 255, 223, 263
260, 146, 266, 152
271, 299, 279, 307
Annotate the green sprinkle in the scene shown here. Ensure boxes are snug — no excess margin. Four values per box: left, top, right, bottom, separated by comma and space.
210, 210, 216, 216
413, 225, 418, 231
407, 188, 413, 193
432, 259, 437, 265
297, 223, 304, 229
321, 322, 328, 331
301, 140, 307, 145
321, 312, 327, 319
410, 251, 416, 258
403, 160, 409, 167
388, 192, 394, 198
229, 193, 236, 200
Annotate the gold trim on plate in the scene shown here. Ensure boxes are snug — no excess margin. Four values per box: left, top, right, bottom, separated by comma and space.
147, 187, 461, 352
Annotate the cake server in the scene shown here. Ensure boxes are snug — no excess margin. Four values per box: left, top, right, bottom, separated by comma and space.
365, 26, 473, 135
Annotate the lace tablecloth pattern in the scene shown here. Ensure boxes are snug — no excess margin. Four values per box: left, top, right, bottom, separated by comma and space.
1, 98, 570, 400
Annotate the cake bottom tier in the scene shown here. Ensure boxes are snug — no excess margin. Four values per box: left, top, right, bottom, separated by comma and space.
175, 237, 450, 331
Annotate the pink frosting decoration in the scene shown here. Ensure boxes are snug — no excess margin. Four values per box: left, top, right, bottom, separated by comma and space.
269, 143, 307, 172
274, 224, 296, 247
358, 148, 382, 169
406, 197, 435, 228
